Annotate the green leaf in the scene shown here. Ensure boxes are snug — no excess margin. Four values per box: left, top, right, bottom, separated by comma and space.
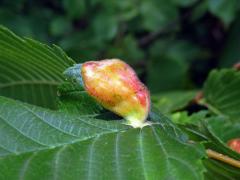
152, 90, 197, 114
147, 56, 188, 93
140, 0, 178, 31
203, 69, 240, 121
203, 117, 240, 179
0, 96, 128, 156
0, 26, 74, 108
172, 0, 197, 7
147, 40, 201, 92
0, 107, 205, 179
0, 25, 207, 179
207, 0, 238, 25
204, 158, 240, 180
171, 110, 208, 125
191, 1, 208, 21
91, 0, 139, 21
91, 12, 118, 41
62, 0, 86, 19
0, 84, 188, 156
50, 17, 72, 37
205, 117, 240, 160
0, 95, 205, 179
105, 35, 144, 64
57, 82, 104, 115
114, 0, 139, 20
59, 31, 103, 61
220, 15, 240, 67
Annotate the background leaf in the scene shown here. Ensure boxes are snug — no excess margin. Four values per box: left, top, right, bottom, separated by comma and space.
202, 117, 240, 179
203, 69, 240, 121
140, 0, 178, 31
207, 0, 238, 25
205, 117, 240, 160
152, 90, 197, 114
147, 39, 202, 92
220, 14, 240, 67
171, 110, 208, 125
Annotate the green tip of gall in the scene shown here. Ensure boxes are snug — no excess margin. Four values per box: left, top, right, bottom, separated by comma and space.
63, 64, 84, 88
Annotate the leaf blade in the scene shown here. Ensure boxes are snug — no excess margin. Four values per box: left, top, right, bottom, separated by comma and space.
0, 125, 205, 180
0, 96, 128, 156
0, 26, 74, 108
203, 69, 240, 121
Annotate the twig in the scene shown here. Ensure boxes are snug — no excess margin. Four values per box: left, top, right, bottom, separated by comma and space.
206, 149, 240, 168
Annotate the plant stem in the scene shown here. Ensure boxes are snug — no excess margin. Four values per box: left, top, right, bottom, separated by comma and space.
206, 149, 240, 168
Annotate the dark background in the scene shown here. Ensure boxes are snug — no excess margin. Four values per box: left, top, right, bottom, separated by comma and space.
0, 0, 240, 93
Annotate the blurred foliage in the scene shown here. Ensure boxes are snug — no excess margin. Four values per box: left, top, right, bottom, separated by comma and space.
0, 0, 240, 93
1, 1, 240, 178
151, 90, 197, 114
